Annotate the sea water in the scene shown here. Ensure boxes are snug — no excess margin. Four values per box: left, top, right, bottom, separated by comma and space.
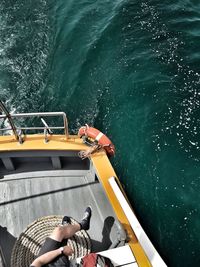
0, 1, 200, 266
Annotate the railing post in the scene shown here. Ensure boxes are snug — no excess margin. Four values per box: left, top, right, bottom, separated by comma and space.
63, 113, 69, 140
0, 101, 19, 141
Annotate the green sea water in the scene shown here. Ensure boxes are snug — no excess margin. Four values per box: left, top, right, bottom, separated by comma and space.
0, 0, 200, 266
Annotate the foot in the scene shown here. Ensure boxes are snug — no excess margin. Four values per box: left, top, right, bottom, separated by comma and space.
79, 206, 92, 230
62, 216, 71, 225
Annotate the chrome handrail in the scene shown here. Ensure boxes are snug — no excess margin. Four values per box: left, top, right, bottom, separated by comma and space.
0, 112, 69, 141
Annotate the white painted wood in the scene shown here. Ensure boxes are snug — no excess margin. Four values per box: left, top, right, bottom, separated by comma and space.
109, 177, 167, 267
98, 245, 137, 266
76, 245, 138, 267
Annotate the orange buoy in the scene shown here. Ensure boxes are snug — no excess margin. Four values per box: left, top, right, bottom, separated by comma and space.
78, 125, 115, 156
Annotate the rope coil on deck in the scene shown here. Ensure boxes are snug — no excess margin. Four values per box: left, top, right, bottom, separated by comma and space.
11, 215, 91, 267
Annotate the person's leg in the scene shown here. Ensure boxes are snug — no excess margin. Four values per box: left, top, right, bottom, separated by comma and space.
37, 238, 61, 257
50, 223, 80, 242
49, 206, 92, 242
79, 206, 92, 231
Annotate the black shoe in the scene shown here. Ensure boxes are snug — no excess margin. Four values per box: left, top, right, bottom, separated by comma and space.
62, 216, 71, 225
80, 206, 92, 230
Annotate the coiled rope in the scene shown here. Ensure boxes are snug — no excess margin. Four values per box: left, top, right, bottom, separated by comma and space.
78, 144, 102, 159
11, 215, 91, 267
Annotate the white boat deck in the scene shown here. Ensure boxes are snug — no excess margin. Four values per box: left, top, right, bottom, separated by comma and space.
0, 166, 124, 267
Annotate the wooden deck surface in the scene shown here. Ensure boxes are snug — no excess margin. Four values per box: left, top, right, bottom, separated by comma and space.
0, 169, 118, 267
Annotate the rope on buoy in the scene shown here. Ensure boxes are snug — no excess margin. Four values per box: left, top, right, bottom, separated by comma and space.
78, 144, 102, 159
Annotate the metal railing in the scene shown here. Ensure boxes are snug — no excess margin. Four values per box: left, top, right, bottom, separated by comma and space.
0, 111, 69, 143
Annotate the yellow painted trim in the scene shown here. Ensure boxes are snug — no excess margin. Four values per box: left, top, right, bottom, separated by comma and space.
91, 152, 152, 267
0, 135, 86, 151
0, 134, 151, 266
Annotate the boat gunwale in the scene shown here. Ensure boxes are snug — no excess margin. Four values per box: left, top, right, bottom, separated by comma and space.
0, 134, 166, 267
